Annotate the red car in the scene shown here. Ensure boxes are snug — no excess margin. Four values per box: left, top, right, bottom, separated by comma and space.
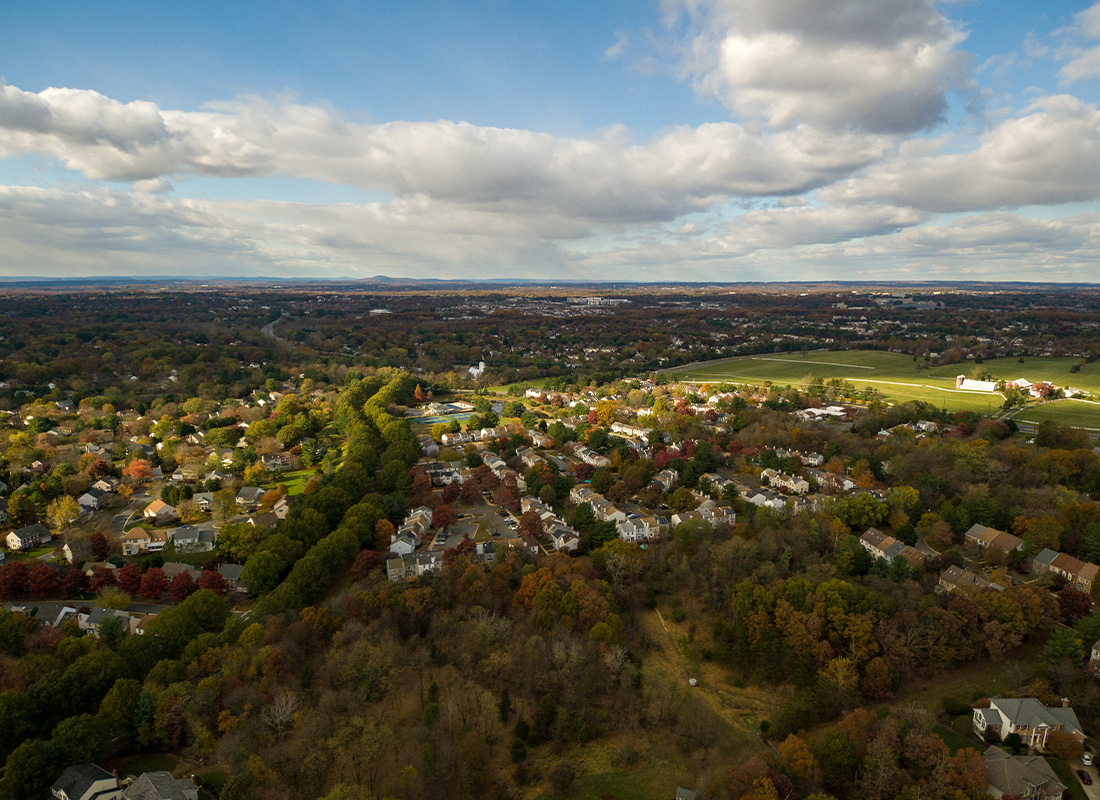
1078, 769, 1093, 786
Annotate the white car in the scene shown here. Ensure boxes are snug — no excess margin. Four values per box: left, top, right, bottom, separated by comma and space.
1084, 753, 1093, 766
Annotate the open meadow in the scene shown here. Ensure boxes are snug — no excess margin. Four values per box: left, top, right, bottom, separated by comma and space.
664, 351, 1100, 422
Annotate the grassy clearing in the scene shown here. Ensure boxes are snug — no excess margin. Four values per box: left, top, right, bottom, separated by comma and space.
891, 641, 1040, 710
122, 753, 178, 776
5, 543, 59, 561
665, 351, 1100, 414
1046, 757, 1089, 800
933, 724, 980, 755
558, 764, 684, 800
267, 468, 315, 496
1014, 398, 1100, 430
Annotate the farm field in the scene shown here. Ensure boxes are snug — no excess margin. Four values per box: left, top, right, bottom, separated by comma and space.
1013, 398, 1100, 430
664, 351, 1100, 415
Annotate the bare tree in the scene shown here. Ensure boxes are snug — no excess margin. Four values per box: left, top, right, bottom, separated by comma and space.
261, 688, 299, 737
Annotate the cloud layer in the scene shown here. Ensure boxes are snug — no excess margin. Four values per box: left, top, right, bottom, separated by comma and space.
2, 1, 1100, 281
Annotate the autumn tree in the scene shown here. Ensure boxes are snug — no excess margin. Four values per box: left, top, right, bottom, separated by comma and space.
116, 564, 142, 596
90, 566, 117, 593
169, 572, 196, 604
139, 567, 168, 599
122, 459, 154, 484
432, 504, 457, 530
60, 567, 90, 597
6, 494, 37, 528
27, 564, 58, 597
0, 563, 29, 600
197, 570, 229, 596
46, 496, 80, 531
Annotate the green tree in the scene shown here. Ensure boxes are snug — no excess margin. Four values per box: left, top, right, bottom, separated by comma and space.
0, 739, 59, 800
241, 551, 286, 595
1043, 628, 1083, 664
6, 494, 37, 528
51, 714, 110, 764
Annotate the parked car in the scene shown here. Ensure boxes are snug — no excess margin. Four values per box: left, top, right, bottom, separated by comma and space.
1077, 769, 1092, 785
1083, 753, 1093, 766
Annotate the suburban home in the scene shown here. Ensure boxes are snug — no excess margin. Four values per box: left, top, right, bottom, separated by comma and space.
192, 492, 214, 512
78, 607, 135, 636
122, 526, 153, 556
982, 746, 1064, 799
386, 551, 443, 582
973, 697, 1085, 748
6, 522, 51, 551
76, 488, 106, 510
50, 764, 121, 800
235, 486, 266, 511
859, 529, 927, 568
142, 500, 177, 524
121, 771, 198, 800
218, 563, 244, 588
167, 526, 215, 553
272, 497, 291, 519
62, 538, 96, 565
938, 564, 1001, 593
1031, 548, 1099, 594
248, 512, 279, 528
964, 523, 1024, 554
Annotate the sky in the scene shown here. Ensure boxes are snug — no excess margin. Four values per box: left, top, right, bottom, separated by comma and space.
2, 0, 1100, 282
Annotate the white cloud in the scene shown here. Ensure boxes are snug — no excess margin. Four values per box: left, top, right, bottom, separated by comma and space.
604, 32, 629, 60
821, 95, 1100, 212
1057, 3, 1100, 82
0, 81, 889, 223
666, 0, 970, 132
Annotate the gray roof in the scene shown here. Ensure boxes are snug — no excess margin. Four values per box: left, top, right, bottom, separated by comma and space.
122, 772, 197, 800
988, 697, 1084, 736
1033, 547, 1060, 567
983, 746, 1064, 798
51, 763, 117, 799
10, 522, 49, 542
883, 540, 908, 560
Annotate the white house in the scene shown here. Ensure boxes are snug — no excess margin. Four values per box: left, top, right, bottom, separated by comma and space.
973, 698, 1084, 749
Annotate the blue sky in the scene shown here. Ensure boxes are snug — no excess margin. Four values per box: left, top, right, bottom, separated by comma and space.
2, 0, 1100, 281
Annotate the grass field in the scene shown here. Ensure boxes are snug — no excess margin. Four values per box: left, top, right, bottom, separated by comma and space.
1013, 398, 1100, 430
267, 468, 315, 495
664, 351, 1100, 417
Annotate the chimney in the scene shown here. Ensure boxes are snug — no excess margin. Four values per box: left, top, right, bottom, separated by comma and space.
1063, 697, 1070, 707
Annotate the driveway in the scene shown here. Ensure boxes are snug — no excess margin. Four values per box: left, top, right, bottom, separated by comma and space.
1074, 758, 1100, 800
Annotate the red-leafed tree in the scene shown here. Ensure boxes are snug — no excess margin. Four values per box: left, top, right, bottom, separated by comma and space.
122, 459, 154, 483
443, 539, 477, 564
409, 468, 433, 505
91, 566, 117, 593
414, 384, 426, 402
460, 479, 480, 506
350, 550, 382, 582
89, 531, 110, 561
518, 509, 543, 538
197, 570, 229, 596
28, 564, 59, 597
169, 571, 197, 603
1058, 586, 1093, 623
60, 567, 90, 597
116, 564, 143, 596
0, 562, 29, 599
432, 504, 457, 530
139, 567, 168, 599
441, 481, 461, 504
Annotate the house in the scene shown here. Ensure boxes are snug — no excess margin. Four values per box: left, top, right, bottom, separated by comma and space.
675, 789, 697, 800
859, 528, 894, 560
6, 522, 51, 551
982, 746, 1064, 800
650, 469, 680, 492
121, 771, 198, 800
938, 564, 1001, 593
142, 500, 177, 524
77, 488, 106, 510
218, 563, 244, 588
964, 523, 1024, 554
235, 487, 266, 511
63, 538, 96, 565
78, 607, 135, 636
1031, 548, 1100, 594
272, 497, 291, 519
121, 526, 155, 556
167, 526, 215, 553
192, 492, 214, 512
973, 698, 1085, 749
50, 764, 121, 800
248, 512, 279, 528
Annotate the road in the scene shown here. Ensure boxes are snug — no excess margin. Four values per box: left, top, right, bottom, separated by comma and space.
1073, 757, 1100, 800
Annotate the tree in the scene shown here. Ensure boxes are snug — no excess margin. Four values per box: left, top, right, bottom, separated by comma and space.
1043, 628, 1083, 664
45, 496, 80, 531
0, 739, 60, 800
260, 688, 298, 737
432, 504, 457, 530
549, 760, 575, 794
6, 494, 37, 528
518, 509, 543, 538
241, 551, 285, 595
27, 564, 58, 598
139, 567, 168, 599
116, 564, 142, 596
90, 566, 117, 593
217, 523, 266, 561
169, 571, 197, 603
778, 734, 818, 785
0, 564, 28, 600
1058, 586, 1093, 623
197, 570, 229, 596
51, 713, 110, 764
1046, 729, 1084, 761
350, 550, 381, 582
60, 567, 89, 597
122, 459, 154, 484
89, 531, 110, 561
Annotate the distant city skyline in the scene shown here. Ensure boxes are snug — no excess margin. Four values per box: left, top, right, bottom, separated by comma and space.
2, 0, 1100, 281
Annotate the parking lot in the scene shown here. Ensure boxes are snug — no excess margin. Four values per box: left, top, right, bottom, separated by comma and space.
426, 495, 518, 551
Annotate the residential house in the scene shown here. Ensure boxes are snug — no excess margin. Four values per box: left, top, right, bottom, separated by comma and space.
167, 526, 216, 553
78, 607, 134, 637
122, 526, 154, 556
611, 422, 648, 438
235, 487, 266, 511
982, 746, 1064, 799
248, 512, 279, 528
218, 563, 244, 589
386, 551, 443, 582
6, 522, 51, 551
973, 697, 1085, 749
142, 500, 177, 524
63, 538, 96, 565
76, 488, 106, 510
650, 469, 680, 492
1031, 548, 1100, 594
547, 523, 580, 552
50, 764, 121, 800
272, 497, 291, 519
121, 771, 198, 800
964, 523, 1024, 554
417, 434, 440, 457
192, 492, 214, 512
938, 564, 1001, 593
440, 431, 476, 447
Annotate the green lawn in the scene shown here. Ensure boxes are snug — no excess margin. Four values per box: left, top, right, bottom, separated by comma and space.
1046, 757, 1088, 800
555, 765, 685, 800
664, 351, 1100, 414
5, 543, 59, 561
1013, 398, 1100, 430
933, 724, 980, 755
267, 468, 315, 496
